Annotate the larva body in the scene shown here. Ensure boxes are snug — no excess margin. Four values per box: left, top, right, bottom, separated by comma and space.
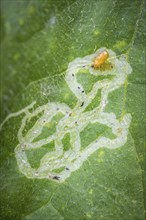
93, 50, 109, 69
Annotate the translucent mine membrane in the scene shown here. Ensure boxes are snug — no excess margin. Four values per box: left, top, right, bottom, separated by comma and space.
2, 47, 132, 182
66, 48, 132, 113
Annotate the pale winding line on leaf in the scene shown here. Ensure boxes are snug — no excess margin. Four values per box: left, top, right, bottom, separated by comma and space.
0, 48, 132, 182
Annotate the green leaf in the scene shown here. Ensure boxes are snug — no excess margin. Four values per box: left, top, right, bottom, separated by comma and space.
0, 0, 145, 219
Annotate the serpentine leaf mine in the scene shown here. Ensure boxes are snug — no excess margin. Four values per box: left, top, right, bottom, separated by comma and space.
0, 48, 132, 183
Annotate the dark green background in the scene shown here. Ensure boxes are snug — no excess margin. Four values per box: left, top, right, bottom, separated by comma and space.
0, 0, 145, 219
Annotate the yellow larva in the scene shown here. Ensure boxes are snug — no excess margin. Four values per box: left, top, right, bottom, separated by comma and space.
92, 50, 109, 69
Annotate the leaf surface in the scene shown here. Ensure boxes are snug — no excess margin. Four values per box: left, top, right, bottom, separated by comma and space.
0, 0, 145, 219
